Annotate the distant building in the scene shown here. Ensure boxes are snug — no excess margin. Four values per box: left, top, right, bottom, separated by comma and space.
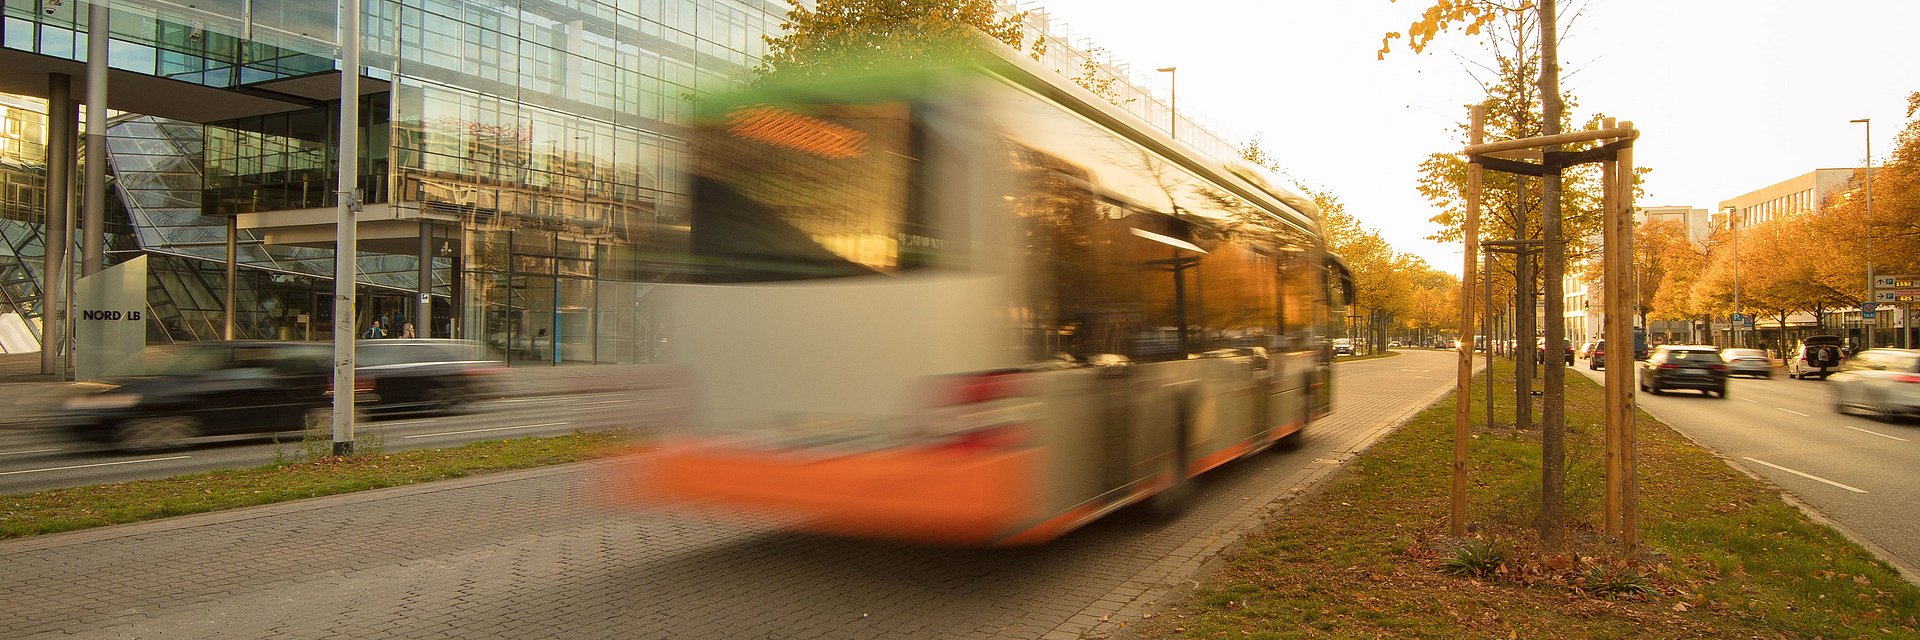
1715, 168, 1865, 229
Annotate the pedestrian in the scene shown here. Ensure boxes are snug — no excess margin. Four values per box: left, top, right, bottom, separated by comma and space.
401, 322, 417, 338
365, 320, 386, 339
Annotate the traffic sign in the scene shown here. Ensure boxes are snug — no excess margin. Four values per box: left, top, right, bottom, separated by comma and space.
1730, 312, 1746, 322
1872, 290, 1919, 303
1862, 301, 1878, 319
1873, 274, 1919, 289
1742, 317, 1755, 330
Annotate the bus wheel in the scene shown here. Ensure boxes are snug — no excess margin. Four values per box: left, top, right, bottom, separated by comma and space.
1276, 426, 1305, 452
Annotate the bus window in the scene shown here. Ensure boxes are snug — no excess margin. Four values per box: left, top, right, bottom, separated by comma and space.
687, 101, 946, 282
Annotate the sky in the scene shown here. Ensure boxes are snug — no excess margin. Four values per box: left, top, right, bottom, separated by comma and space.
1026, 0, 1920, 274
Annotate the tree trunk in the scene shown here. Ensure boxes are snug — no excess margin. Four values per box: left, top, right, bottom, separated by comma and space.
1537, 0, 1567, 551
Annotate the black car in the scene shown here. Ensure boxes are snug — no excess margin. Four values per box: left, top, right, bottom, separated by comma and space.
63, 341, 340, 450
355, 339, 505, 414
1637, 345, 1729, 398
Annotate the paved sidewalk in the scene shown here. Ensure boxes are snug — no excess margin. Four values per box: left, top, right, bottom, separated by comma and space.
0, 352, 676, 430
0, 351, 1472, 639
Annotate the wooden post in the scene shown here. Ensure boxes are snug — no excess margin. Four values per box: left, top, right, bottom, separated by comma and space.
1617, 122, 1639, 551
1453, 105, 1483, 537
1600, 118, 1622, 539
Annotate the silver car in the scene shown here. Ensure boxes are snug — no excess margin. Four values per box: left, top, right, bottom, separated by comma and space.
1720, 348, 1773, 379
1829, 349, 1920, 419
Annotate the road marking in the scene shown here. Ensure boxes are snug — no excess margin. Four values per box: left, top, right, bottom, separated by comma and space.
1741, 457, 1867, 494
0, 448, 64, 456
1777, 408, 1810, 417
401, 422, 571, 439
1840, 425, 1910, 442
1737, 397, 1756, 403
0, 455, 191, 476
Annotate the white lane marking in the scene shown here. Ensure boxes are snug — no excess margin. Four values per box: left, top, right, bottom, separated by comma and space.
1777, 408, 1810, 417
1841, 424, 1910, 442
0, 448, 64, 456
1741, 457, 1868, 494
401, 422, 571, 439
1737, 397, 1756, 403
0, 455, 191, 476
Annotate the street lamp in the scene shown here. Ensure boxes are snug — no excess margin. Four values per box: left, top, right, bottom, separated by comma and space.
1157, 66, 1176, 142
1722, 205, 1741, 348
1851, 118, 1873, 349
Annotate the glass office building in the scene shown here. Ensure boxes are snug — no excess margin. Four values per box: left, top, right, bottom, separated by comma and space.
0, 0, 786, 365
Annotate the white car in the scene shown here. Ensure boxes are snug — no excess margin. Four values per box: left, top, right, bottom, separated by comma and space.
1720, 348, 1774, 378
1388, 340, 1401, 348
1829, 349, 1920, 419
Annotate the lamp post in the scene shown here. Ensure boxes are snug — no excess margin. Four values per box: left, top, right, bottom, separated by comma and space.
1722, 205, 1741, 348
1851, 118, 1873, 349
1156, 66, 1176, 142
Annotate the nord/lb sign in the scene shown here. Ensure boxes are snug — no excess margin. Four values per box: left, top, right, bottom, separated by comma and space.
80, 309, 143, 321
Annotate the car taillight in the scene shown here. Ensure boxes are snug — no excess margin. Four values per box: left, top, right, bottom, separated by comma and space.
1895, 374, 1920, 384
1658, 364, 1677, 370
1709, 364, 1728, 372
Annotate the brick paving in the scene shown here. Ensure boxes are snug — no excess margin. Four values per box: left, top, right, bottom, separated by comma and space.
0, 350, 1468, 639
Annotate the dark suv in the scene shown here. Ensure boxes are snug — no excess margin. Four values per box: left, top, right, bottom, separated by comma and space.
355, 339, 505, 414
1637, 345, 1729, 398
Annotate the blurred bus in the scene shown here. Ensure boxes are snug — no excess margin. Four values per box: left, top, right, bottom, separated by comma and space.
625, 44, 1353, 545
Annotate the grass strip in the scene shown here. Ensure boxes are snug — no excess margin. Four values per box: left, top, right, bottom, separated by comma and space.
0, 431, 631, 540
1149, 358, 1919, 639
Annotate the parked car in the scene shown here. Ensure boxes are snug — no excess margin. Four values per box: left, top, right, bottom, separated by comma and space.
62, 341, 343, 450
1536, 336, 1574, 365
1638, 345, 1730, 398
1720, 348, 1774, 378
1388, 340, 1402, 348
1332, 338, 1354, 356
1788, 336, 1847, 380
355, 339, 505, 414
1578, 341, 1598, 360
1828, 348, 1920, 419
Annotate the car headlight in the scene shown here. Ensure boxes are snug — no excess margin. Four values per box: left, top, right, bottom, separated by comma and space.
64, 393, 142, 410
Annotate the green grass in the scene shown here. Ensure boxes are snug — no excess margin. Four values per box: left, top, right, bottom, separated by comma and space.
0, 431, 633, 540
1145, 358, 1920, 639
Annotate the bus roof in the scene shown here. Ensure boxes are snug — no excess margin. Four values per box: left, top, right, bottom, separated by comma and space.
702, 39, 1323, 238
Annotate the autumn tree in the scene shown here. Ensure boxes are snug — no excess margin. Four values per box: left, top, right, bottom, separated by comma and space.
755, 0, 1042, 80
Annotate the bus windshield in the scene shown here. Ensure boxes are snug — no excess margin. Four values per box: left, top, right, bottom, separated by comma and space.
688, 101, 930, 282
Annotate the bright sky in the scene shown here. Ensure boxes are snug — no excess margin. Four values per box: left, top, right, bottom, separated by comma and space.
1028, 0, 1919, 274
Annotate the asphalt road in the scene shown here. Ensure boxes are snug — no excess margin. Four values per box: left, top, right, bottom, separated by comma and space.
1, 351, 1468, 640
1571, 359, 1920, 577
0, 390, 676, 494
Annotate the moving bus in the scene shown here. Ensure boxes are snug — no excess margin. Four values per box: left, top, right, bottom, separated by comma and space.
626, 44, 1352, 546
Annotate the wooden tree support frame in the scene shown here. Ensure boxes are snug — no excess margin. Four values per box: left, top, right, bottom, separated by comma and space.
1451, 107, 1641, 550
